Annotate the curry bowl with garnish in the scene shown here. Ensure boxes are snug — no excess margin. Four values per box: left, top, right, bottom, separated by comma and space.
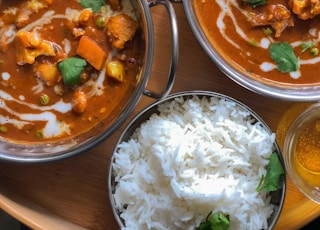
183, 0, 320, 100
0, 0, 178, 162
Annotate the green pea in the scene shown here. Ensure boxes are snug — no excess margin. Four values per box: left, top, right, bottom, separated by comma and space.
310, 47, 319, 56
95, 17, 105, 29
40, 94, 49, 105
0, 126, 7, 133
36, 130, 44, 139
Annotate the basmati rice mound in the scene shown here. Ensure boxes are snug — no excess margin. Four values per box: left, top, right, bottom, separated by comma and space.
112, 95, 277, 230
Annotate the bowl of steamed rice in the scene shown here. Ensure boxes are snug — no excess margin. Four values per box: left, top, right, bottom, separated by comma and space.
108, 91, 286, 230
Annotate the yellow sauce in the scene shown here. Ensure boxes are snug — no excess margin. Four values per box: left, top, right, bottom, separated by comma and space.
294, 119, 320, 186
276, 103, 313, 149
276, 103, 320, 187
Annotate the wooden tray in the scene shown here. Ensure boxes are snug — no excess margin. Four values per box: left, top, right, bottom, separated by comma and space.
0, 3, 319, 229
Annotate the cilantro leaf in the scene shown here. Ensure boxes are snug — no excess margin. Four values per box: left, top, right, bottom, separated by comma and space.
269, 42, 299, 73
243, 0, 266, 8
79, 0, 105, 12
197, 221, 211, 230
257, 152, 285, 192
58, 57, 87, 86
209, 212, 230, 230
197, 212, 230, 230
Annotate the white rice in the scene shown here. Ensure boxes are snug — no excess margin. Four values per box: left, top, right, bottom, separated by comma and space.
112, 95, 276, 230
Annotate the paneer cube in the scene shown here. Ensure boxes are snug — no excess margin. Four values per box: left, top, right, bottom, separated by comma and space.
15, 30, 59, 65
106, 14, 138, 49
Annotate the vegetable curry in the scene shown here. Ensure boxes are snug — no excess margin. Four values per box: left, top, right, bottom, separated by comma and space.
194, 0, 320, 85
0, 0, 143, 143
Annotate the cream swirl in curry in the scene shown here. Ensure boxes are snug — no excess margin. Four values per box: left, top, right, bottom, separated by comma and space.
194, 0, 320, 84
0, 0, 142, 143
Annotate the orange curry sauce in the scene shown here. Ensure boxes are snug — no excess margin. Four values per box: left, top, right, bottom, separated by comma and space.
0, 0, 143, 143
194, 0, 320, 85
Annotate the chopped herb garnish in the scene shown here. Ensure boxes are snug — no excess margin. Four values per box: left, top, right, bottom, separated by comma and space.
58, 57, 87, 86
263, 27, 273, 36
197, 211, 230, 230
300, 42, 319, 56
301, 42, 315, 53
79, 0, 105, 12
243, 0, 266, 8
248, 38, 258, 46
256, 152, 285, 192
269, 42, 299, 73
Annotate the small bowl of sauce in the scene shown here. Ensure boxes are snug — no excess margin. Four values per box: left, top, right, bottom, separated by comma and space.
284, 103, 320, 202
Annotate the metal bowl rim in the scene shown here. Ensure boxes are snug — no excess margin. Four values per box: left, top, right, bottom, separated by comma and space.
182, 1, 320, 101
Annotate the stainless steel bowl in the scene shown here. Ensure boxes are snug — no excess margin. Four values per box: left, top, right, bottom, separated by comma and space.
0, 0, 178, 163
108, 91, 286, 229
182, 1, 320, 101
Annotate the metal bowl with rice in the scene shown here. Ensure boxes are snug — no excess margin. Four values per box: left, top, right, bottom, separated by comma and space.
108, 91, 286, 229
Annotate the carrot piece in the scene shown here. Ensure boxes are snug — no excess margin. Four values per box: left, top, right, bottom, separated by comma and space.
76, 36, 108, 70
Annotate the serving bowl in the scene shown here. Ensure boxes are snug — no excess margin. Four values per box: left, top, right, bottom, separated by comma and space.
108, 91, 286, 229
0, 0, 178, 163
183, 0, 320, 101
284, 103, 320, 203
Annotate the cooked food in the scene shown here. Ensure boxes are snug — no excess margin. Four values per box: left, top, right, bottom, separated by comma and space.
247, 4, 294, 38
112, 95, 281, 229
106, 13, 139, 49
0, 0, 142, 143
289, 0, 320, 19
194, 0, 320, 85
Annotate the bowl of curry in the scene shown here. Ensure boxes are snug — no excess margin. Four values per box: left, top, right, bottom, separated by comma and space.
0, 0, 178, 162
183, 0, 320, 101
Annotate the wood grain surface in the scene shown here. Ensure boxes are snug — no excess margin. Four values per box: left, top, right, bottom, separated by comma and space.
0, 3, 319, 230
